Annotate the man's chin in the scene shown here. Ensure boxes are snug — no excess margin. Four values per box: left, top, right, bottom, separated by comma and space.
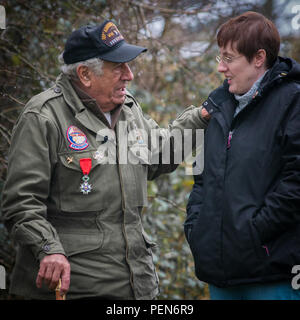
114, 96, 126, 105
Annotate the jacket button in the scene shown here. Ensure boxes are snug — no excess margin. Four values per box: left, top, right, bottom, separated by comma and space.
54, 86, 61, 93
43, 244, 51, 252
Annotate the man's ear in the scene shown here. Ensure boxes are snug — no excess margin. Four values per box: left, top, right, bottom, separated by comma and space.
76, 65, 92, 87
255, 49, 267, 68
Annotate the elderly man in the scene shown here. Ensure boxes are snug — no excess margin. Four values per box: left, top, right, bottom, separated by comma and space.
185, 11, 300, 300
1, 21, 207, 300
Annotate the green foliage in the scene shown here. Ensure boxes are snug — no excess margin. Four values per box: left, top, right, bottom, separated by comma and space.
144, 168, 207, 299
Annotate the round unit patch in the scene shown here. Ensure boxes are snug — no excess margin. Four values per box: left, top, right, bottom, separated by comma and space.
67, 126, 89, 150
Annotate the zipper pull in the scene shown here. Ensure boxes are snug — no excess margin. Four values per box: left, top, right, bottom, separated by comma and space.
227, 131, 233, 149
262, 245, 270, 256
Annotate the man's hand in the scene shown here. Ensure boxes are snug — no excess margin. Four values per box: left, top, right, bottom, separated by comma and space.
201, 107, 211, 121
36, 254, 70, 297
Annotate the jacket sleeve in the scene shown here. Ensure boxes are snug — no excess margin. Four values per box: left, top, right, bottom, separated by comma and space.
184, 171, 204, 242
253, 92, 300, 244
141, 105, 208, 180
1, 111, 66, 262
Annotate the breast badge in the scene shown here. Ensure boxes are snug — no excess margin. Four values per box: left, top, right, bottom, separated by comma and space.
79, 158, 92, 195
67, 126, 89, 150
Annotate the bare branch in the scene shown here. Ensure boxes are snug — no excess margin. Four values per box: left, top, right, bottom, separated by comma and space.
0, 112, 16, 125
121, 0, 212, 16
0, 125, 11, 145
148, 195, 186, 213
0, 45, 56, 82
1, 93, 25, 106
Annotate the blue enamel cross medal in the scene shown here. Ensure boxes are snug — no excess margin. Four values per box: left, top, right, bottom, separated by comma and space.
79, 158, 92, 195
80, 175, 92, 195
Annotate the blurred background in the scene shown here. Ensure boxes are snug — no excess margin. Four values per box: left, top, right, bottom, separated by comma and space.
0, 0, 299, 300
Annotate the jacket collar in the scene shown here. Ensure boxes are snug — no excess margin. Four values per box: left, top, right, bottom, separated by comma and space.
56, 73, 136, 134
56, 73, 86, 113
207, 84, 236, 130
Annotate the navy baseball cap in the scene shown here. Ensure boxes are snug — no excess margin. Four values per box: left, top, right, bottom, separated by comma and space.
63, 20, 147, 64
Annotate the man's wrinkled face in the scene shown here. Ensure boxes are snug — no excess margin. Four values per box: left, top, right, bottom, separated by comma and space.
89, 61, 134, 112
217, 43, 260, 95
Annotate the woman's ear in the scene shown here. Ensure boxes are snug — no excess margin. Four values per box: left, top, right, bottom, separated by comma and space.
255, 49, 267, 68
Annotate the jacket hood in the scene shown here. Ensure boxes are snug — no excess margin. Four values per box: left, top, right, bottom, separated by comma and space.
263, 56, 300, 84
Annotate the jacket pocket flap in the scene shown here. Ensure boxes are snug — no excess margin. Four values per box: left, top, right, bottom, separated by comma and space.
142, 230, 157, 248
58, 232, 103, 257
59, 150, 100, 172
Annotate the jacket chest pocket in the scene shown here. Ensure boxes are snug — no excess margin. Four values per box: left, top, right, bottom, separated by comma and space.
57, 150, 109, 212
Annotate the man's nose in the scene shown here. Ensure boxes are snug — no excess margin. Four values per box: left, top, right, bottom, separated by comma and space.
217, 60, 228, 73
121, 63, 134, 81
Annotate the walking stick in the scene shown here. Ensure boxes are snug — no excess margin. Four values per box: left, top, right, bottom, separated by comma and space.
55, 279, 66, 300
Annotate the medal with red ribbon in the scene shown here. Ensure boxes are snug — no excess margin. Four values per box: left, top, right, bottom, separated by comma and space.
79, 158, 92, 194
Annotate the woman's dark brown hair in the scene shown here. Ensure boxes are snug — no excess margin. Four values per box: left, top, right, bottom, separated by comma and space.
217, 11, 280, 68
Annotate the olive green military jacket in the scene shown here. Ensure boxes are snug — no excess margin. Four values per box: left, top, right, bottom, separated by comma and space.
1, 74, 207, 300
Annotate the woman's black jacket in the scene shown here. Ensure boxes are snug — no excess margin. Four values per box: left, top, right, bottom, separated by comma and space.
185, 57, 300, 287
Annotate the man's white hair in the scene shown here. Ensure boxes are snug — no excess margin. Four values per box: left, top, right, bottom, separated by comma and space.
58, 53, 104, 80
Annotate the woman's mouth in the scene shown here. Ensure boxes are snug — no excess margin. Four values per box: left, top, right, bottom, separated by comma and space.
226, 77, 232, 85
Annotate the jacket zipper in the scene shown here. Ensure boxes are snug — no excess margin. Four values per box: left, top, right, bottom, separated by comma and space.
220, 94, 260, 283
208, 95, 231, 284
115, 124, 136, 299
226, 95, 259, 150
227, 131, 233, 149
